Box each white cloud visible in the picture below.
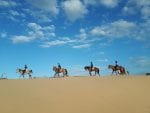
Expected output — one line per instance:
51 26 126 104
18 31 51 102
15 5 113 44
84 0 97 5
62 0 88 22
8 15 18 21
40 37 76 48
123 6 136 15
123 0 150 19
141 6 150 19
26 0 59 15
38 14 52 22
89 19 150 45
9 10 20 16
91 19 137 39
12 36 33 44
0 0 17 7
12 23 56 44
99 0 119 8
23 8 52 22
28 23 42 31
7 10 26 22
72 44 91 49
41 40 67 47
79 28 87 40
91 27 106 36
84 0 119 8
136 20 150 40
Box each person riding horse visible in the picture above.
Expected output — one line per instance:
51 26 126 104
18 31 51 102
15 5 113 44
57 63 61 72
90 61 93 70
24 65 28 74
115 61 119 70
115 61 120 74
53 66 68 77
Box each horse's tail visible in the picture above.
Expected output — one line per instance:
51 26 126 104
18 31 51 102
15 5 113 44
97 68 100 76
65 69 68 75
30 70 33 73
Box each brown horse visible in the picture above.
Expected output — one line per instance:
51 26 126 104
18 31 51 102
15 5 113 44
53 66 68 77
84 66 100 76
108 65 126 75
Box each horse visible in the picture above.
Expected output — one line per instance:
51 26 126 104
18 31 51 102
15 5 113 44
108 65 126 75
84 66 100 76
53 66 68 77
16 68 33 79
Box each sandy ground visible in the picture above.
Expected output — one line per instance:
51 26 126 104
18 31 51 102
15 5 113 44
0 76 150 113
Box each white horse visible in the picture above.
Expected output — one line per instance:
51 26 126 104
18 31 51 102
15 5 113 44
16 68 33 79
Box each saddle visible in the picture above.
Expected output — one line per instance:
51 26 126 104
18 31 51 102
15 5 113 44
91 67 95 71
23 69 27 74
58 68 62 72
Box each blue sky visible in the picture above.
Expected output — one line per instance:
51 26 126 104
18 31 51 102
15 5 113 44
0 0 150 78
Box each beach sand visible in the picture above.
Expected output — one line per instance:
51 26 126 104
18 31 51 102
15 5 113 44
0 76 150 113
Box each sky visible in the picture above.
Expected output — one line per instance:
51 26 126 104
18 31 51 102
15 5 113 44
0 0 150 78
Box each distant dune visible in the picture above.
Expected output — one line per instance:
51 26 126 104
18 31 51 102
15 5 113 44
0 76 150 113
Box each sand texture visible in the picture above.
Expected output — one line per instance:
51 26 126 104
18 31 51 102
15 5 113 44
0 76 150 113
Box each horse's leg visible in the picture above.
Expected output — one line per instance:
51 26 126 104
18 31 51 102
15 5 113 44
19 75 21 79
111 71 113 75
89 71 92 76
98 73 100 76
29 74 32 79
64 71 67 77
54 72 57 78
95 71 96 76
115 71 117 75
97 71 100 76
112 71 114 75
62 72 64 77
58 73 60 77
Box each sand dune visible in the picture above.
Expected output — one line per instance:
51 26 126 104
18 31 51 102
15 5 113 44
0 76 150 113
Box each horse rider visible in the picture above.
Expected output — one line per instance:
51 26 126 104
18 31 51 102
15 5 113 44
115 61 120 74
24 64 28 73
115 61 119 69
90 61 93 70
58 63 61 72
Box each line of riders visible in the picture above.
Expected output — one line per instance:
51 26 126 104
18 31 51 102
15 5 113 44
16 61 128 79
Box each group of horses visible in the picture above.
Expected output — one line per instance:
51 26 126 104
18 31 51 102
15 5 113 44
16 65 127 79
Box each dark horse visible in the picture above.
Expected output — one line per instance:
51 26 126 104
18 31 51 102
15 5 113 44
84 66 100 76
16 68 33 79
53 66 68 77
108 65 126 75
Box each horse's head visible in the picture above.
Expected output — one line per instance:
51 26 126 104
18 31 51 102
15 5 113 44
53 66 57 71
108 65 112 69
84 66 89 70
16 68 20 73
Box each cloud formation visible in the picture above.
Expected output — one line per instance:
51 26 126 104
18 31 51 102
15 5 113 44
72 44 91 49
84 0 119 8
26 0 59 15
0 0 17 7
123 0 150 19
62 0 88 22
12 23 55 44
91 19 136 38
